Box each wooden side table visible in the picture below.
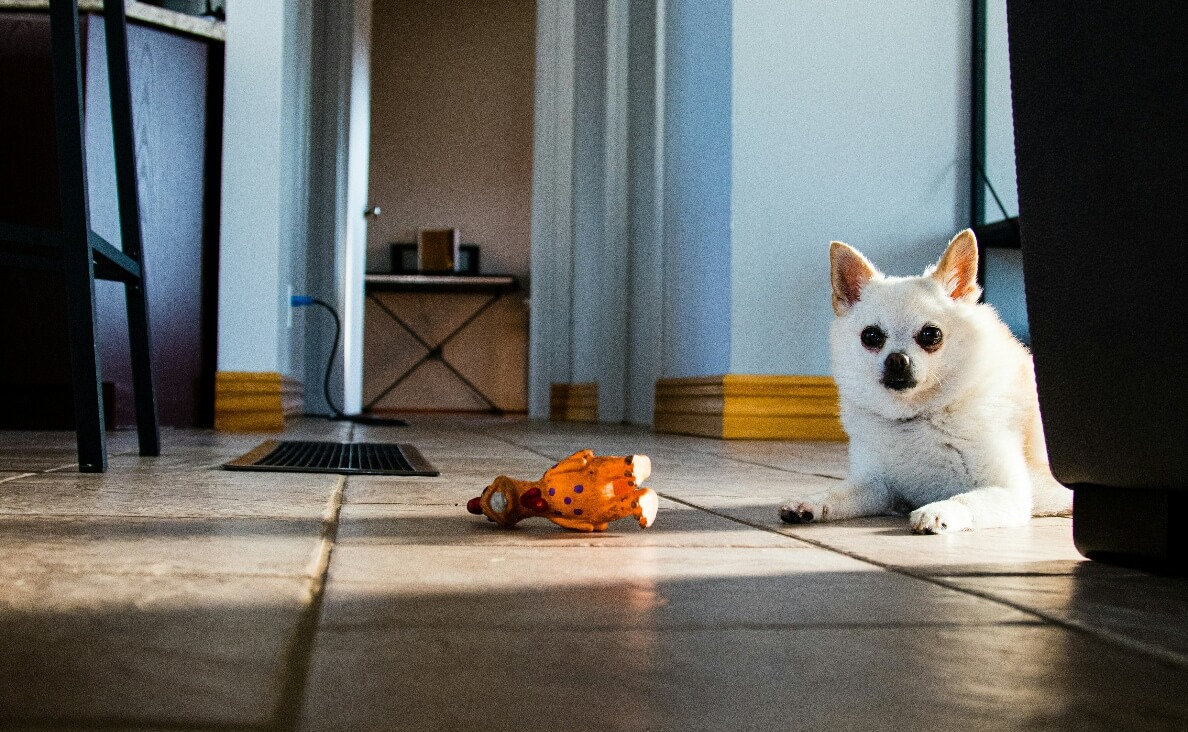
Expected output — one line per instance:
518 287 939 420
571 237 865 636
363 273 520 414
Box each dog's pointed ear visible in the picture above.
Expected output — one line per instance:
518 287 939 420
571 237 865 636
931 229 981 302
830 241 878 315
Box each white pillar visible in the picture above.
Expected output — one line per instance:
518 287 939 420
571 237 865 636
216 0 289 375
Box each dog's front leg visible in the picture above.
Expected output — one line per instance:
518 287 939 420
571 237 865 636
910 479 1032 534
910 442 1035 533
779 481 891 524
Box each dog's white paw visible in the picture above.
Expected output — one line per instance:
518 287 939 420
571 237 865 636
910 500 972 534
779 498 823 524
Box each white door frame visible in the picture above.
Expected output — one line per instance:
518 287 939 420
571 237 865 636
340 0 373 415
528 0 666 423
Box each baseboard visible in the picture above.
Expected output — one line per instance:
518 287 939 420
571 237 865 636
654 374 847 441
549 382 598 423
214 372 303 432
281 375 304 418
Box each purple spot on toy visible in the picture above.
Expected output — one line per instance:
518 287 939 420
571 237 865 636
564 497 572 504
573 485 584 493
548 488 555 496
574 508 583 515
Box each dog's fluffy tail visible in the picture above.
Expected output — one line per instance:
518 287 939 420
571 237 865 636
1031 470 1073 517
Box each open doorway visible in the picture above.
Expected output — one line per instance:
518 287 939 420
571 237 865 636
360 0 535 416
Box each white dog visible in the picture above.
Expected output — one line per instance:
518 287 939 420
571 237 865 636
779 230 1071 533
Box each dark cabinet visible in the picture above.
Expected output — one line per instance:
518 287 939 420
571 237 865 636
1009 1 1186 567
0 11 222 428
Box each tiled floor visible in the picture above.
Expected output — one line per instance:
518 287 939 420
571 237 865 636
2 417 1187 731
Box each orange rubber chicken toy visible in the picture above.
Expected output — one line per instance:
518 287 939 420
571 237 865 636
467 450 658 532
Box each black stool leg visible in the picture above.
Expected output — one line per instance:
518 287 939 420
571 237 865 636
103 0 160 457
49 0 106 472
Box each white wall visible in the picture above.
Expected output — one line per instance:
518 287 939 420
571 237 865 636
217 0 287 374
280 1 313 379
661 0 732 379
729 0 969 377
217 0 311 377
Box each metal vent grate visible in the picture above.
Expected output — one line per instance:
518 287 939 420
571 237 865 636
224 441 438 476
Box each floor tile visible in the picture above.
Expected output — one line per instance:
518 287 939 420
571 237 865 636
0 469 342 519
336 498 799 549
0 430 141 472
765 514 1085 575
716 438 850 478
317 544 1030 631
0 513 326 579
342 458 553 506
0 446 81 472
945 562 1188 663
297 623 1188 732
650 470 845 508
0 572 309 728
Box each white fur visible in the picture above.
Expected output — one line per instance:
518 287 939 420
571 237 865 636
779 232 1072 534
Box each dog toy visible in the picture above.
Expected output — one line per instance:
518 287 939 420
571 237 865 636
466 450 659 532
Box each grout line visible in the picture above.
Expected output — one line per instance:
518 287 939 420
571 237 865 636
470 434 555 461
318 619 1049 633
41 463 80 473
490 434 846 483
674 444 848 482
924 571 1081 578
661 493 1188 672
272 474 346 732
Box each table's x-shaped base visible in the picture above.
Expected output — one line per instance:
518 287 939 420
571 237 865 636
365 291 505 413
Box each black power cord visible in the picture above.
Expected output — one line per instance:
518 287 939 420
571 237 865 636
291 296 408 426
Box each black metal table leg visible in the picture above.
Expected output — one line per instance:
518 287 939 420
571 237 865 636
50 0 107 473
103 0 160 457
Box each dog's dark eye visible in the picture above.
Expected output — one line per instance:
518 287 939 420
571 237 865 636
916 325 943 351
860 326 886 350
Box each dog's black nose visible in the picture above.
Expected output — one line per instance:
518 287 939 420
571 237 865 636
885 352 911 374
882 352 916 391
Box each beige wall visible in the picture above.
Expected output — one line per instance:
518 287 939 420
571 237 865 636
364 0 535 412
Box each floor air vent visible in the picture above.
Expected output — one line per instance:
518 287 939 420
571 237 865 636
224 441 439 476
